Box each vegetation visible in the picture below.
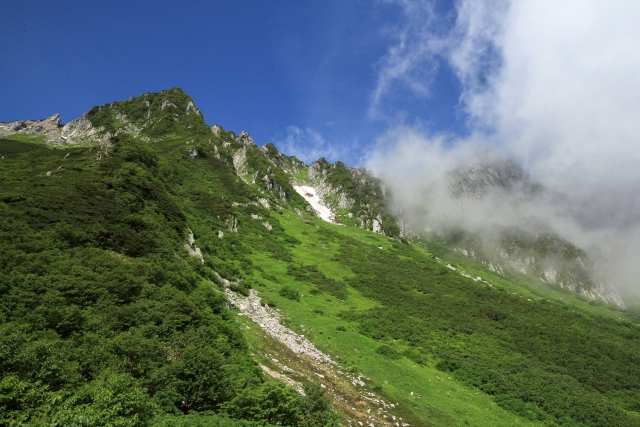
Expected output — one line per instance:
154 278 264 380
86 88 211 139
3 88 640 426
0 105 337 425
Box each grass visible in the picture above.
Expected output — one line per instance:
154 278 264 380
244 210 543 426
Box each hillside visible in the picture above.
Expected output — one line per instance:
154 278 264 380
1 88 640 426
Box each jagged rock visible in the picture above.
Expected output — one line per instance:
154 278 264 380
185 101 201 116
211 124 221 136
258 198 270 209
372 214 383 233
233 147 248 174
304 158 398 235
446 154 543 205
237 131 256 146
0 114 63 143
226 215 238 233
184 229 204 263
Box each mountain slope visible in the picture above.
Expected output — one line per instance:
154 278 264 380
1 88 640 426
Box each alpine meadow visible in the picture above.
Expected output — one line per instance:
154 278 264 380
1 87 640 427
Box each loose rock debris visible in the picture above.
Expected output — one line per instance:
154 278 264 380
225 287 408 426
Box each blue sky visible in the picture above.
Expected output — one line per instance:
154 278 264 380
0 0 464 165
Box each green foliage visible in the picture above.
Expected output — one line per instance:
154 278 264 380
230 282 252 297
376 344 401 360
0 135 311 425
152 412 267 426
319 229 640 426
286 263 347 300
86 88 211 140
299 382 341 427
5 91 640 426
279 285 301 302
222 381 301 425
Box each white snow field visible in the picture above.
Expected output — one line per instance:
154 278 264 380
293 185 335 223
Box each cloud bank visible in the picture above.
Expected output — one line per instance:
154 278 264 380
368 0 640 295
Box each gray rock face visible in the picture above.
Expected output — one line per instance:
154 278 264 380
0 114 63 142
446 226 624 306
447 156 543 202
184 229 204 263
305 159 394 234
226 289 335 364
237 131 256 147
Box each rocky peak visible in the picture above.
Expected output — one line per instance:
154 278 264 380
83 87 210 140
303 158 400 237
308 158 332 180
0 88 210 146
237 131 256 147
447 154 543 201
260 143 305 175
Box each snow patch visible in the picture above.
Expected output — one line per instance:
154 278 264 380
293 185 335 223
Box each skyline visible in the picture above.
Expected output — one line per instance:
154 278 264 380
1 0 464 166
3 0 640 222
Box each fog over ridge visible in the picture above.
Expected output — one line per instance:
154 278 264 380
367 0 640 295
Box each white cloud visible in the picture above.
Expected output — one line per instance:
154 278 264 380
272 125 346 164
368 0 445 119
369 0 640 293
450 0 640 226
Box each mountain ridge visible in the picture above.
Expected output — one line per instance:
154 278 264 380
0 87 622 306
2 87 640 426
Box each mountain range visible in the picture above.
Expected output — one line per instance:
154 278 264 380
1 88 639 426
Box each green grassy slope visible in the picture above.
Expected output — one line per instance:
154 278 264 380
0 118 337 425
246 211 640 426
2 89 640 426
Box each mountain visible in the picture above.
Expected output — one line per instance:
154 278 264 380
446 153 543 202
1 88 640 426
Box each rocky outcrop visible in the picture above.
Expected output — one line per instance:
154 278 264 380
60 114 111 145
447 155 543 203
237 131 256 147
184 229 204 263
260 143 305 175
447 227 625 306
304 159 397 235
232 146 248 173
1 88 209 146
0 114 63 143
226 289 335 364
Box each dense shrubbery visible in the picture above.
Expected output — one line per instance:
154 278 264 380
5 88 640 426
86 88 211 139
286 263 347 300
325 232 640 426
0 132 337 425
279 285 301 302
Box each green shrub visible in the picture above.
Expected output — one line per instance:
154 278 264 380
375 345 401 360
279 285 300 302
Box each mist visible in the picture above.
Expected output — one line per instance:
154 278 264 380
367 0 640 297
